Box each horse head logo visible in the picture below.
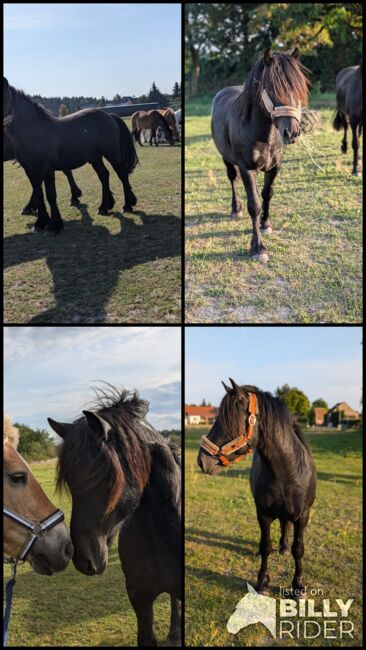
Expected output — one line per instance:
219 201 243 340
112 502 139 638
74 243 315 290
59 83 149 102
227 583 276 637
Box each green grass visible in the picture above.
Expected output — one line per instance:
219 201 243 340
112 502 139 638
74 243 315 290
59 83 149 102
4 118 181 324
185 95 362 323
3 460 171 647
185 427 362 646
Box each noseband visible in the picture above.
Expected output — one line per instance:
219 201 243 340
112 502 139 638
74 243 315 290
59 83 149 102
3 507 64 563
261 88 302 123
200 392 258 466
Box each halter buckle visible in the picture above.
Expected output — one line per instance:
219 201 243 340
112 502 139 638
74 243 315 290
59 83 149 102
249 414 257 426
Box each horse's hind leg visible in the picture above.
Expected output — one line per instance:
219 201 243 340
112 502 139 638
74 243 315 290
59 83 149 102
261 166 279 235
128 588 157 647
279 518 291 555
166 596 181 647
341 115 349 153
223 159 243 219
291 513 309 599
64 170 82 205
350 118 361 176
26 171 51 230
111 163 137 212
256 511 273 595
91 159 115 214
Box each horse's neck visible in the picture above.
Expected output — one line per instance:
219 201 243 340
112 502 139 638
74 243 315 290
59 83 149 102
256 426 307 475
250 105 279 143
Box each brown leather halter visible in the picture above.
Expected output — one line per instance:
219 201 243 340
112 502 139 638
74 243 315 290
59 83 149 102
200 392 258 466
261 88 302 123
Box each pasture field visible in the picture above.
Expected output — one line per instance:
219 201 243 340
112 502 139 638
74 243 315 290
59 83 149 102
4 118 181 324
185 427 362 647
185 95 362 323
3 459 171 647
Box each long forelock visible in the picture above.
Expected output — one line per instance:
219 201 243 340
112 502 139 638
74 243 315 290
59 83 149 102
4 415 19 448
260 53 310 106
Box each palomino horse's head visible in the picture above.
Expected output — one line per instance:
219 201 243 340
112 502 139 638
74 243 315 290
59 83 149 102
197 379 259 475
4 416 73 574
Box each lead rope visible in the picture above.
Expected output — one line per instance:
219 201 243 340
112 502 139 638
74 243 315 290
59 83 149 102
3 562 18 647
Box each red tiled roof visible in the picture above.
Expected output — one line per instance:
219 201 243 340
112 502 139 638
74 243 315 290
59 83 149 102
184 405 218 417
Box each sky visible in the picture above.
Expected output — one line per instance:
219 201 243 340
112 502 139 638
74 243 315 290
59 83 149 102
4 327 181 437
185 327 362 411
4 3 181 97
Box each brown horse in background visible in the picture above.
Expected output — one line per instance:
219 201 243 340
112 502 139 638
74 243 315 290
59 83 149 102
158 108 180 141
131 110 174 146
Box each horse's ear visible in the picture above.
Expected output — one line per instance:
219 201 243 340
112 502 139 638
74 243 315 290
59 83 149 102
82 410 112 441
264 48 274 66
291 47 300 60
222 381 231 394
47 418 73 439
4 77 9 89
229 378 242 397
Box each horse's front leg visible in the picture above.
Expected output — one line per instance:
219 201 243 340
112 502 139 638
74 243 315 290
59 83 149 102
291 514 309 599
44 171 64 231
350 118 361 176
240 168 268 262
26 170 51 230
166 596 181 646
256 510 273 595
261 166 279 234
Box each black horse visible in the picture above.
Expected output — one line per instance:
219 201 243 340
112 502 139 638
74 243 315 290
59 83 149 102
333 58 363 176
3 78 138 231
211 48 309 262
4 128 82 214
197 379 316 599
49 386 181 647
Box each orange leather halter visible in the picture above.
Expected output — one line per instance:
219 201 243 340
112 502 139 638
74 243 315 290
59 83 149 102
200 392 258 466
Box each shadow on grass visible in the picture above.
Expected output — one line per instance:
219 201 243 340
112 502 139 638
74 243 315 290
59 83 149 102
4 204 181 323
186 527 257 555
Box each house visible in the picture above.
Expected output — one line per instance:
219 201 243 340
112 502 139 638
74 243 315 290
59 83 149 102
313 407 327 426
185 405 218 426
325 402 360 427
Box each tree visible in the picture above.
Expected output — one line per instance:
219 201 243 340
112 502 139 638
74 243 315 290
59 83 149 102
14 423 57 461
59 103 69 117
148 82 168 106
99 96 106 107
172 82 180 99
275 384 311 419
201 398 207 406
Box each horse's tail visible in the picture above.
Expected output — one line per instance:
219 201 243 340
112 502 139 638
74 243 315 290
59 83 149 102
333 110 346 131
111 115 139 173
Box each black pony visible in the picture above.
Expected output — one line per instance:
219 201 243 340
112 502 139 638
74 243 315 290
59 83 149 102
197 379 316 599
4 128 82 214
333 58 363 176
211 48 309 262
4 78 138 231
48 386 181 647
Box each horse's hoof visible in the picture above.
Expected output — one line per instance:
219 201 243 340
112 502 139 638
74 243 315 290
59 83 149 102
230 211 243 219
46 224 63 232
22 207 36 215
260 226 273 236
123 205 134 213
33 225 45 232
279 547 290 556
70 199 80 206
256 587 271 596
251 252 269 263
352 171 362 177
98 208 110 215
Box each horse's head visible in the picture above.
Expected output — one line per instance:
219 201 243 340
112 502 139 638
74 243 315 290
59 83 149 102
260 48 309 145
197 379 259 475
50 390 152 576
4 417 73 574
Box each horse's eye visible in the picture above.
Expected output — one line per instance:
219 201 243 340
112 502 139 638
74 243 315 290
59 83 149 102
9 473 27 485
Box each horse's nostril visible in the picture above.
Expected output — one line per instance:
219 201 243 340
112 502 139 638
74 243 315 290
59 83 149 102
65 541 74 560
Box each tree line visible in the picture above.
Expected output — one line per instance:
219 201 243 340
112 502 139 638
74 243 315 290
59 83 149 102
34 81 181 117
185 3 362 95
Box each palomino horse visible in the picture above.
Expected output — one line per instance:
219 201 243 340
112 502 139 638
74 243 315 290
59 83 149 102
4 415 73 574
211 48 309 262
4 78 138 231
50 386 181 647
198 379 316 599
131 110 174 146
333 58 363 176
4 128 82 215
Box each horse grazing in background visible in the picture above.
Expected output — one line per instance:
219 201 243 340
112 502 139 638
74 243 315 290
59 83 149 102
211 48 309 262
158 108 180 141
175 109 182 138
49 386 181 647
3 78 138 232
333 58 363 176
197 379 316 599
4 415 73 574
4 128 82 215
131 109 174 146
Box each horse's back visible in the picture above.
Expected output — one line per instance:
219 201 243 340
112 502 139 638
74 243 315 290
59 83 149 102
336 65 362 118
211 86 244 158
